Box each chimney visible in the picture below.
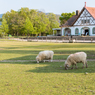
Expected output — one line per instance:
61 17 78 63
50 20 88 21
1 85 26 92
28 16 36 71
76 10 80 15
85 2 86 7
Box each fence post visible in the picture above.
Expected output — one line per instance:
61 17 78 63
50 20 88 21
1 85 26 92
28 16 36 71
62 38 64 43
91 38 93 42
76 38 77 43
50 38 51 42
56 37 57 42
46 37 47 42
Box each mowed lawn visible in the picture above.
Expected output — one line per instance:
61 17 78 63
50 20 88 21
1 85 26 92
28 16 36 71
0 40 95 95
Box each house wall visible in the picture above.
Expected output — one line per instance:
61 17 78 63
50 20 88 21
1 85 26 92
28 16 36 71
62 25 95 36
74 9 95 26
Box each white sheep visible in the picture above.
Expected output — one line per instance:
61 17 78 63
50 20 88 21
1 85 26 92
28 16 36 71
36 50 54 63
64 52 87 70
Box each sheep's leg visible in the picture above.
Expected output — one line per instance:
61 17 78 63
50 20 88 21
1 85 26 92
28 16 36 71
82 62 85 68
50 56 53 62
72 60 77 69
50 60 52 62
71 65 74 69
85 61 88 68
82 65 84 68
75 64 78 69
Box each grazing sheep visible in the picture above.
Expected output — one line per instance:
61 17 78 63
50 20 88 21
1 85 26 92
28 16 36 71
64 52 87 70
36 50 54 63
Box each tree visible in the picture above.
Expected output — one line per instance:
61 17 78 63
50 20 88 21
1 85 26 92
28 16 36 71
3 10 17 35
59 12 75 25
24 17 34 36
47 13 59 34
37 12 49 36
1 17 9 36
11 13 25 36
2 8 61 36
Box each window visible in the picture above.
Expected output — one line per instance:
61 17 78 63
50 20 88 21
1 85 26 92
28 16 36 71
87 20 90 23
81 19 90 24
75 28 79 35
93 28 95 34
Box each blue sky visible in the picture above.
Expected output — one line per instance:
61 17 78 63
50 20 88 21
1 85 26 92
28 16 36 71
1 0 95 15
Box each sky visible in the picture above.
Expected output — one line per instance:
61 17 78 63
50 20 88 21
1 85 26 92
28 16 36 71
1 0 95 15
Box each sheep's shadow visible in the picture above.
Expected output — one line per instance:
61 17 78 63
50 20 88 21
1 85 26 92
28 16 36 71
26 61 95 73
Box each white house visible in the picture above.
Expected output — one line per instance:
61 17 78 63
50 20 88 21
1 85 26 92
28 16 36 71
60 2 95 36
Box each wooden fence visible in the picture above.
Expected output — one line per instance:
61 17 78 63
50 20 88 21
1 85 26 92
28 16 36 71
22 36 95 43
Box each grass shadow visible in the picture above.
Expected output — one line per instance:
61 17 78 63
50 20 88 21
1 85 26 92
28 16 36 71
26 61 95 73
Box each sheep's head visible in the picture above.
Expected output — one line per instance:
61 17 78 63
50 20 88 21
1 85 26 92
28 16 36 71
64 61 70 70
36 56 41 63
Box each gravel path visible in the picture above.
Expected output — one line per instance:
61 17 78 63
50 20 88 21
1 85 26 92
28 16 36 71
0 59 95 62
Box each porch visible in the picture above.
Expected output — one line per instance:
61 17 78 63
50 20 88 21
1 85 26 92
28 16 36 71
52 28 61 36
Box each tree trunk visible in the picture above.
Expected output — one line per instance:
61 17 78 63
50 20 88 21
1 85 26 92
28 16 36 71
17 31 18 37
39 33 41 36
36 34 38 37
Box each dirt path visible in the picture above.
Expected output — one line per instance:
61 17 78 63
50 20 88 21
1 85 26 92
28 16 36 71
0 59 95 62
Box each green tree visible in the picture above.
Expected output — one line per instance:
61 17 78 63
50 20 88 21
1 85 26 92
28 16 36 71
59 12 75 25
38 12 50 36
24 17 34 36
11 13 25 36
29 9 38 36
1 17 9 36
3 10 17 35
2 8 61 36
47 13 59 34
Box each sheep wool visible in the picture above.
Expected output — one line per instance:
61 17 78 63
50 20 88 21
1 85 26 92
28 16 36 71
64 52 87 70
36 50 54 63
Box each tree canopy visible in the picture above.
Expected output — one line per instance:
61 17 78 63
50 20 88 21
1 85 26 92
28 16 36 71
1 8 59 37
59 12 75 25
1 17 9 36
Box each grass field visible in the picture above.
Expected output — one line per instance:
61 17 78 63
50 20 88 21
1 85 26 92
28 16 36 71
0 40 95 95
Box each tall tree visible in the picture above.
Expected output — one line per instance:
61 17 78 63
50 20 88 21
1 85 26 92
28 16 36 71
11 13 25 36
2 8 61 36
47 13 59 34
59 12 75 25
33 12 49 36
1 17 9 36
3 10 17 35
24 17 34 36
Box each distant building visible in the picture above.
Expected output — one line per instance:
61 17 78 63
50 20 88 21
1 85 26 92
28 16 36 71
59 2 95 36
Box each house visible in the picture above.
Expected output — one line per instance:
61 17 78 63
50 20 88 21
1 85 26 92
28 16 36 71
52 28 61 36
60 2 95 36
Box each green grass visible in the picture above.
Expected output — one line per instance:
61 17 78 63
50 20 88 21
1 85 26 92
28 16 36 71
0 40 95 95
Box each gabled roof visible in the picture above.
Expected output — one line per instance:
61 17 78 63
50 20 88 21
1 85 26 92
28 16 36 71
86 7 95 19
61 5 95 27
61 15 78 27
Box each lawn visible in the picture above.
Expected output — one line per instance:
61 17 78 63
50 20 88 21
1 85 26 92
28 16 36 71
0 40 95 95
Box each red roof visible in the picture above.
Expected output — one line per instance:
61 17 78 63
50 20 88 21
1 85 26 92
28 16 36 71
85 7 95 19
60 6 95 27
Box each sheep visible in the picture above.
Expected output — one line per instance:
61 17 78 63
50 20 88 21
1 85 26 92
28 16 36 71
36 50 54 63
64 52 87 70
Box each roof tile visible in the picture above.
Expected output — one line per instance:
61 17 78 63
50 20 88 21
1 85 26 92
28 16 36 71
85 7 95 19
